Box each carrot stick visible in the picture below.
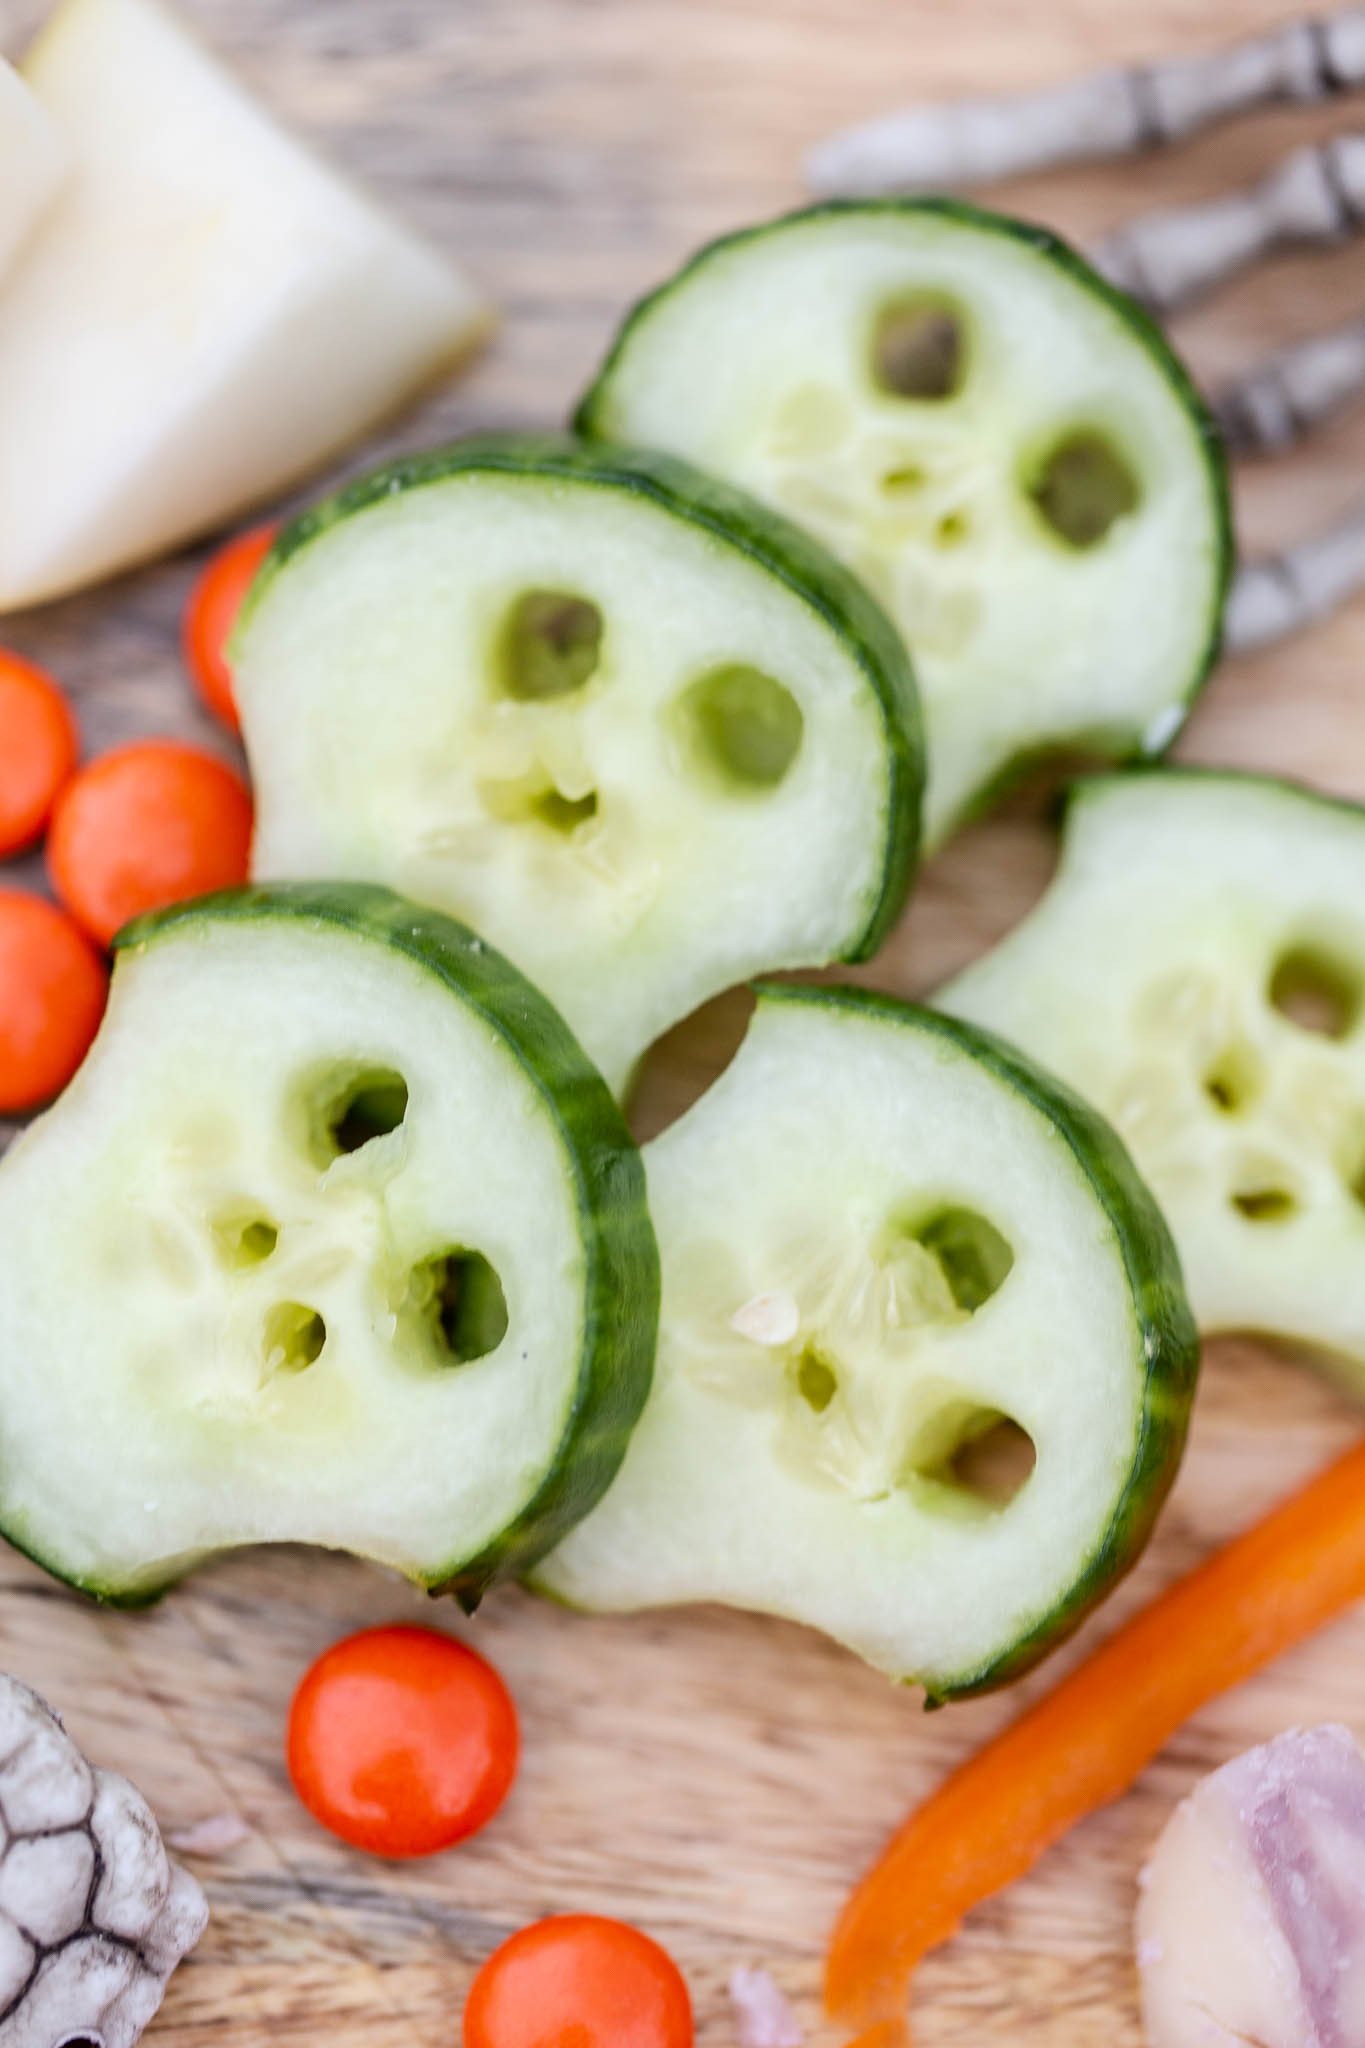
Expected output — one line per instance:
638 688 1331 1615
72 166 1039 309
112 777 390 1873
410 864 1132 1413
825 1434 1365 2041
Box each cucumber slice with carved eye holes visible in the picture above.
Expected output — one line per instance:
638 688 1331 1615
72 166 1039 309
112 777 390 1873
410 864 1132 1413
234 434 922 1097
576 199 1232 851
0 884 658 1604
940 769 1365 1384
534 984 1196 1700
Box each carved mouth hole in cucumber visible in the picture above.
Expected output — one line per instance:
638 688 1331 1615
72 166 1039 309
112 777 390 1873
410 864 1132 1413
212 1212 279 1268
531 788 599 834
912 1206 1014 1313
499 590 603 701
309 1066 409 1163
795 1347 838 1413
1203 1042 1263 1115
1028 430 1139 550
881 463 926 496
675 664 804 791
263 1302 326 1375
871 297 964 401
1268 946 1360 1039
409 1249 509 1365
1231 1187 1297 1224
906 1402 1036 1510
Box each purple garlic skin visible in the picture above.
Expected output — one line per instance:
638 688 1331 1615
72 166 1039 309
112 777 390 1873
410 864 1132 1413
1137 1723 1365 2048
0 1675 207 2048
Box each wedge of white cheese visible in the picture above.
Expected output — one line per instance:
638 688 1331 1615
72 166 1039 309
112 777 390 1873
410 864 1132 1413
0 58 67 285
0 0 492 611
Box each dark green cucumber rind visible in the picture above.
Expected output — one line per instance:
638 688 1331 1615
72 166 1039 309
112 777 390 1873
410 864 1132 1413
235 433 924 962
1061 759 1365 833
751 980 1199 1704
0 1524 168 1610
575 197 1235 833
8 883 660 1607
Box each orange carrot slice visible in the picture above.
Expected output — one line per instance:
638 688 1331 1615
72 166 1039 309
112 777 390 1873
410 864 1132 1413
826 1435 1365 2041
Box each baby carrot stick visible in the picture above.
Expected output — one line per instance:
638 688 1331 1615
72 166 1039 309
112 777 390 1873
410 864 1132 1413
826 1434 1365 2041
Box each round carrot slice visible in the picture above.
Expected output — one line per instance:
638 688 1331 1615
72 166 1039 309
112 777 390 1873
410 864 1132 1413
183 523 279 731
288 1625 520 1860
0 891 108 1113
0 651 79 856
47 740 252 947
464 1915 694 2048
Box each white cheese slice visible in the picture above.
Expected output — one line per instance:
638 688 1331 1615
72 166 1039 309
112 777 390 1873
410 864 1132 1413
0 0 492 611
0 58 67 283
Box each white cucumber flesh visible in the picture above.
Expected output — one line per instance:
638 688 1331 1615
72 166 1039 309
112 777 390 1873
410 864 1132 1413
536 985 1196 1698
236 438 921 1096
578 201 1231 849
0 887 657 1602
941 770 1365 1381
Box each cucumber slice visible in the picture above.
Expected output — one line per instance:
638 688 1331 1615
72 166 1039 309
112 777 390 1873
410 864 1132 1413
535 984 1196 1699
576 200 1232 850
940 769 1365 1380
0 884 658 1603
235 434 922 1097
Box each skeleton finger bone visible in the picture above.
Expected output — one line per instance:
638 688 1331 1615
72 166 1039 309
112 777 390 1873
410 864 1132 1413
1224 498 1365 651
806 11 1365 196
1213 314 1365 454
1092 131 1365 314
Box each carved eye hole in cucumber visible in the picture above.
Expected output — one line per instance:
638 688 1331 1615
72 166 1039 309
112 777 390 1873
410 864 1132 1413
498 590 603 701
262 1301 327 1377
871 296 965 402
909 1205 1014 1312
947 1414 1037 1508
1027 429 1140 550
406 1248 509 1366
1268 945 1361 1040
308 1065 410 1164
674 664 804 792
904 1401 1036 1511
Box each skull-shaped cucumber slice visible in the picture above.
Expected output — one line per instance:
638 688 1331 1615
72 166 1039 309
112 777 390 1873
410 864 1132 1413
576 200 1232 850
535 985 1196 1699
233 435 922 1096
941 769 1365 1381
0 885 658 1602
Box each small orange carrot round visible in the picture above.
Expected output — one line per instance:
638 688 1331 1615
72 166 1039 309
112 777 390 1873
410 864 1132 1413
0 651 79 855
826 1435 1365 2041
183 522 279 731
47 739 252 948
0 890 108 1113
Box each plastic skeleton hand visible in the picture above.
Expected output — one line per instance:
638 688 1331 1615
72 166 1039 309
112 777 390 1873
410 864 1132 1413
808 9 1365 655
0 1675 208 2048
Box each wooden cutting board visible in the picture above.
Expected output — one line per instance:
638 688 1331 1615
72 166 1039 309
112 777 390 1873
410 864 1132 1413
4 0 1365 2040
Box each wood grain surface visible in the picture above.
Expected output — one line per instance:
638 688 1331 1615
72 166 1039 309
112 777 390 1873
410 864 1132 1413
4 2 1365 2042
